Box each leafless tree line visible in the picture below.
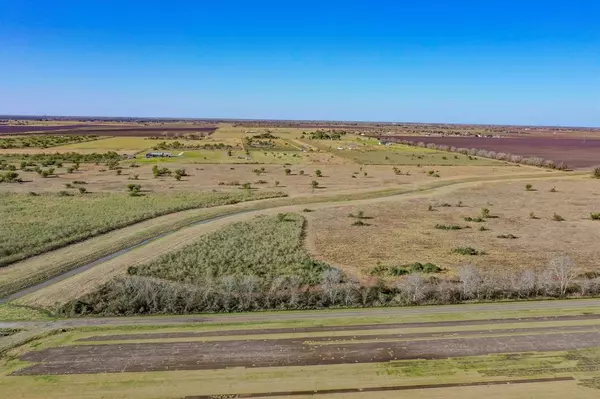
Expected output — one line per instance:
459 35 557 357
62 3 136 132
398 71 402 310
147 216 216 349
62 256 597 316
394 139 568 170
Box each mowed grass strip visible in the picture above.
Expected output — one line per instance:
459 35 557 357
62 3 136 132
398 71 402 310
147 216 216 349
0 191 286 268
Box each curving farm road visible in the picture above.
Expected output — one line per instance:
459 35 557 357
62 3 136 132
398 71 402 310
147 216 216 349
3 170 587 308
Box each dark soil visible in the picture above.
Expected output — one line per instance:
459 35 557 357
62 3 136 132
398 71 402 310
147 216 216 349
0 125 102 134
390 135 600 168
14 326 600 375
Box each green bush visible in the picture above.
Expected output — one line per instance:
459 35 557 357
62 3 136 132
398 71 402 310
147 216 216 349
591 213 600 220
453 247 484 256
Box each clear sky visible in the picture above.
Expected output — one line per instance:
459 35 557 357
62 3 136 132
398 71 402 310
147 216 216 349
1 1 599 126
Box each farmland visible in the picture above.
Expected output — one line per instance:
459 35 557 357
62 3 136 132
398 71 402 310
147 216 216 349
387 135 600 169
2 300 600 398
1 117 600 398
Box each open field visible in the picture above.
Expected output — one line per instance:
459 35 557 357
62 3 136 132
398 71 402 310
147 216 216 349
307 176 600 280
304 138 506 166
8 171 572 309
2 119 600 399
2 301 600 398
388 135 600 169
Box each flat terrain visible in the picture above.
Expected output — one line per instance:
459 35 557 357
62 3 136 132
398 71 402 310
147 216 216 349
1 119 600 398
307 176 600 279
2 300 600 398
389 135 600 169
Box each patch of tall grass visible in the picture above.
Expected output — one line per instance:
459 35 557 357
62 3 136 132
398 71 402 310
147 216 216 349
0 191 286 267
129 213 329 285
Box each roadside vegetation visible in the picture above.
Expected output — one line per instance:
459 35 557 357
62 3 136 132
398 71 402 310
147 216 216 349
61 250 600 316
0 190 286 267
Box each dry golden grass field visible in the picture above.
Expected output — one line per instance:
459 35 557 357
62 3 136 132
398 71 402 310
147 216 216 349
307 176 600 280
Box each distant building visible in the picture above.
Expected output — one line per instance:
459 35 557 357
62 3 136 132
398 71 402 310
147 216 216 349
145 152 172 158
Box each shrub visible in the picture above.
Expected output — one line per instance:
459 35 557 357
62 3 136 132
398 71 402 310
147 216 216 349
78 187 87 194
311 180 319 190
592 167 600 179
549 186 557 192
65 183 73 189
352 220 368 226
529 211 539 219
274 180 280 187
284 168 291 175
525 184 533 191
302 208 313 213
453 247 484 256
66 167 75 173
315 169 322 177
478 225 489 231
481 208 491 218
116 169 122 175
464 216 485 222
427 205 434 211
497 233 518 239
552 213 565 221
127 184 142 192
299 170 305 175
73 180 87 184
242 182 252 190
389 266 409 276
152 165 171 178
57 190 72 197
435 224 463 230
591 213 600 220
0 171 21 183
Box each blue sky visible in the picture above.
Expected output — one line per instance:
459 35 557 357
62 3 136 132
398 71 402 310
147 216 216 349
1 1 599 126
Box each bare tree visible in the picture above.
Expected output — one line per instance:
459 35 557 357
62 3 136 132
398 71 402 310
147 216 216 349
549 256 577 297
458 265 482 299
322 269 342 304
399 273 427 304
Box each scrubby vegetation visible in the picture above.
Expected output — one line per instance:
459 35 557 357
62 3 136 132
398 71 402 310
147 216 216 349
434 224 466 230
303 129 347 140
0 190 287 267
0 135 101 149
61 255 597 316
128 214 329 285
591 213 600 220
369 262 442 276
453 247 484 256
0 171 21 183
